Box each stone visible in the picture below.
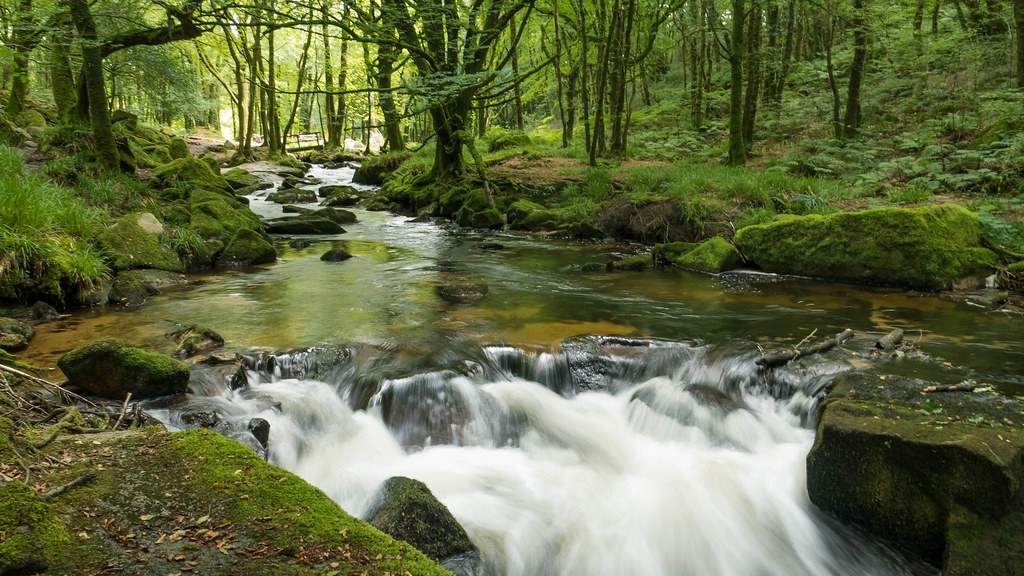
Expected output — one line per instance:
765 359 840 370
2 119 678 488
168 138 190 159
435 280 488 304
368 477 480 575
606 254 652 272
266 189 317 204
216 229 277 268
0 317 34 352
109 269 189 307
30 301 61 322
266 216 346 235
98 214 183 272
313 207 357 224
221 167 262 191
670 237 742 273
169 325 225 358
58 339 191 399
153 157 231 192
288 239 312 249
320 243 353 262
134 212 165 235
806 371 1024 575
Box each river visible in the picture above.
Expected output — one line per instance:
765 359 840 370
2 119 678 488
23 164 1024 575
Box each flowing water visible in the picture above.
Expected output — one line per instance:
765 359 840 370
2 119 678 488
23 164 1024 575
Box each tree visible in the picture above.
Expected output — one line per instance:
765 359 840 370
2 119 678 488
728 0 747 165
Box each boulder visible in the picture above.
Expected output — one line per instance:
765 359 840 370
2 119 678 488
319 184 362 198
216 229 277 267
487 129 531 152
606 254 652 272
313 207 357 224
807 371 1024 575
266 216 345 235
109 269 189 307
668 236 742 273
267 189 317 204
320 243 353 262
110 109 138 131
169 325 225 358
234 182 274 196
320 194 361 208
30 301 61 322
281 205 313 214
0 317 34 352
58 339 191 399
479 241 505 251
189 189 263 243
435 280 488 304
288 239 312 249
734 205 999 290
153 157 231 192
221 167 262 191
98 214 183 272
368 477 481 576
134 212 165 235
168 138 190 159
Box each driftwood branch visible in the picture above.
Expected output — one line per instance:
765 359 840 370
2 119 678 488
875 328 904 351
757 329 855 368
922 384 977 393
0 363 96 406
41 472 96 500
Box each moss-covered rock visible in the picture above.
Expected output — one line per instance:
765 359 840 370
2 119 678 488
353 152 411 185
670 236 742 273
153 157 231 192
221 167 262 191
0 483 70 574
98 214 184 272
0 316 34 352
996 261 1024 292
313 207 358 224
266 188 318 204
168 324 224 358
266 216 345 235
58 338 191 399
168 137 190 160
506 199 546 225
487 130 531 152
216 228 276 268
109 269 189 307
189 189 264 243
807 371 1024 574
320 242 353 262
368 476 479 569
734 205 999 290
606 254 652 272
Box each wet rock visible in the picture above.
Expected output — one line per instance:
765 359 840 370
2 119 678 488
221 167 262 191
320 243 353 262
368 477 481 576
807 371 1024 575
663 236 742 273
288 239 312 249
248 418 270 452
71 277 113 307
576 262 607 273
279 176 319 190
266 188 317 204
319 184 361 198
30 301 61 322
109 269 189 307
281 205 313 214
196 351 238 365
266 216 345 235
435 280 489 304
320 194 361 208
234 182 274 195
606 254 652 272
734 205 999 290
58 339 190 399
179 409 222 429
216 229 277 267
169 325 225 358
479 241 505 250
0 317 34 352
313 207 357 224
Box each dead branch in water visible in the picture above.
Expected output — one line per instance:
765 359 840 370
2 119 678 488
875 328 904 351
922 384 978 393
757 329 855 368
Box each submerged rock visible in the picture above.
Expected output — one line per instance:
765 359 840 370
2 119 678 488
734 205 998 290
30 301 61 322
109 269 189 307
806 371 1024 575
606 253 652 272
368 477 481 575
0 317 34 352
169 325 225 358
320 243 353 262
288 238 312 249
58 339 190 399
435 280 489 304
267 189 317 204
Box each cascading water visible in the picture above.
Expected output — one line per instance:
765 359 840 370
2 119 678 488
159 339 930 576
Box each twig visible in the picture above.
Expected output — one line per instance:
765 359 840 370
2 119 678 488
757 329 855 369
113 393 132 430
922 384 977 393
794 328 818 351
0 363 96 407
40 473 96 500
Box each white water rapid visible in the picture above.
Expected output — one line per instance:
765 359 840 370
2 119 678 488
167 343 923 576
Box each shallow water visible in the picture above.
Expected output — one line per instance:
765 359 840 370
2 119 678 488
23 164 1023 575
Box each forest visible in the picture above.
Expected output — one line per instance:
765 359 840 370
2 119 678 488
1 0 1023 575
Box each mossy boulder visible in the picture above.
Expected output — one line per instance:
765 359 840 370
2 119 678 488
807 371 1024 574
153 157 231 192
734 205 998 290
487 129 531 152
670 236 742 273
168 137 190 159
353 152 411 185
189 189 264 243
109 269 189 307
368 476 479 573
0 316 34 352
313 207 358 224
0 483 70 574
606 254 652 272
267 188 318 204
652 242 700 266
508 199 562 232
266 216 346 235
455 206 503 229
221 167 262 191
58 338 190 399
98 214 184 272
216 228 277 268
14 109 46 129
320 242 353 262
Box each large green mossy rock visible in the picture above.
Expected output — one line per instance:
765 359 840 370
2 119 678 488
353 152 411 185
168 137 190 159
216 228 277 267
189 189 263 242
734 205 998 290
98 214 183 272
58 338 190 399
666 236 742 273
368 476 479 568
153 157 230 192
0 483 70 574
807 372 1024 574
221 167 262 191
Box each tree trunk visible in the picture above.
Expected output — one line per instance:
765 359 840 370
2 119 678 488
68 0 119 170
429 98 470 178
742 0 762 149
1016 0 1024 87
377 46 404 151
727 0 747 165
5 0 35 117
322 7 338 147
50 18 78 125
825 17 842 138
843 0 868 138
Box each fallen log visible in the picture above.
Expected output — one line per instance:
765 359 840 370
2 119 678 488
874 328 904 351
757 329 855 369
922 384 977 393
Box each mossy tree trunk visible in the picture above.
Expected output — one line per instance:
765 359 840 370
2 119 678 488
842 0 868 138
49 16 78 125
727 0 747 165
68 0 120 170
742 0 762 150
5 0 37 118
1015 0 1024 87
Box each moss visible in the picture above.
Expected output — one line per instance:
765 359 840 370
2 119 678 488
169 430 449 575
996 261 1024 292
217 228 277 268
671 236 742 273
98 214 184 272
221 167 262 191
353 152 412 185
652 242 699 266
487 130 532 152
14 109 46 128
168 137 190 160
734 204 999 289
507 199 546 225
189 190 263 242
153 157 230 192
58 338 190 399
265 216 345 235
367 476 476 563
607 254 652 272
0 483 71 574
